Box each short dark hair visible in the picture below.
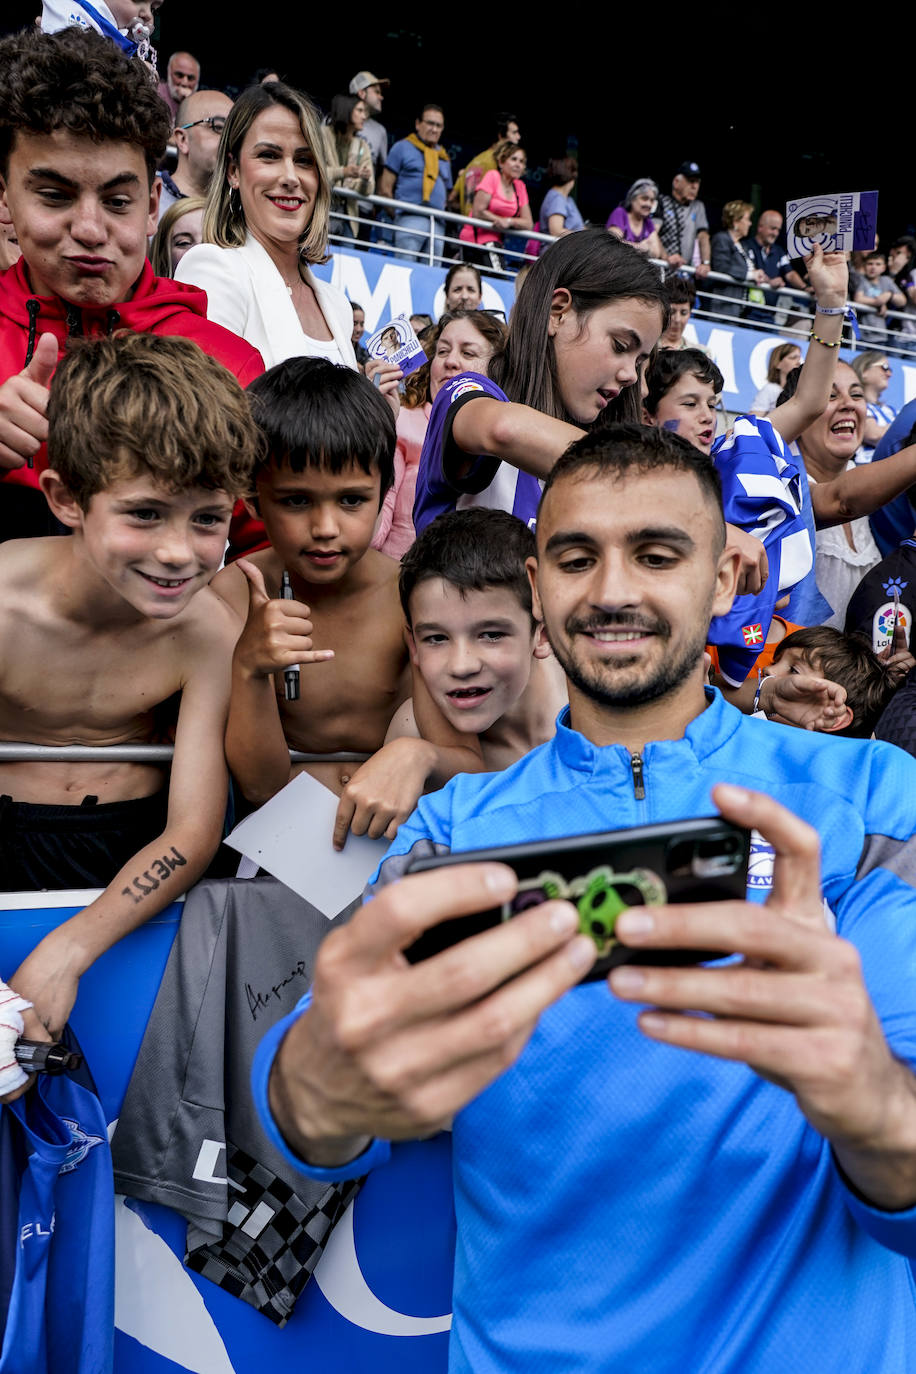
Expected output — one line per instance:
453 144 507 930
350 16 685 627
771 627 895 737
644 349 724 416
496 112 518 137
47 333 261 507
419 103 444 121
540 423 725 551
865 251 886 264
0 27 171 181
547 156 578 186
400 508 536 624
246 357 396 499
663 274 696 309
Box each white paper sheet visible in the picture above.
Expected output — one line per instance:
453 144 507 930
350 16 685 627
224 771 388 917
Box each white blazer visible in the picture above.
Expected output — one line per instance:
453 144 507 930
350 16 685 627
175 235 357 371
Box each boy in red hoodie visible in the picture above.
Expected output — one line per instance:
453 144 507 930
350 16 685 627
0 25 263 542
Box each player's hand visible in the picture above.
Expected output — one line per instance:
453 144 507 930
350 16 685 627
804 243 848 309
758 671 847 731
232 561 334 680
724 523 769 596
269 861 596 1162
607 784 916 1207
364 357 402 421
0 332 57 470
332 737 435 850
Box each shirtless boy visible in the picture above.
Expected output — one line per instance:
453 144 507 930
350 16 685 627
388 508 566 769
0 333 259 1041
213 357 482 848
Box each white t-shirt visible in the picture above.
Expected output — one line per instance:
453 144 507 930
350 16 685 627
809 466 881 628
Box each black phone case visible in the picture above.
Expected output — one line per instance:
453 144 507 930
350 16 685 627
404 816 750 982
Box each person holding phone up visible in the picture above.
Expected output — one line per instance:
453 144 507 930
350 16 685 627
256 424 916 1374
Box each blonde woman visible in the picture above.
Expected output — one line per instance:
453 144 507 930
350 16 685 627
176 81 356 368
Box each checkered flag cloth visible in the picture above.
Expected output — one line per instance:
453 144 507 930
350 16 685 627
185 1141 364 1326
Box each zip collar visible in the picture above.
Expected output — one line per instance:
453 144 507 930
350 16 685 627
552 687 744 778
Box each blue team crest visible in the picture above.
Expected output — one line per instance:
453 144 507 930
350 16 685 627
883 576 908 597
747 830 775 891
60 1116 105 1173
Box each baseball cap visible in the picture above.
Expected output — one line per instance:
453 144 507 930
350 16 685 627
675 161 702 179
349 71 390 95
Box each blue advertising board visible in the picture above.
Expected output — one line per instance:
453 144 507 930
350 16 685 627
316 245 916 416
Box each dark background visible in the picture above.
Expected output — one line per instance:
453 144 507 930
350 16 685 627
3 7 911 244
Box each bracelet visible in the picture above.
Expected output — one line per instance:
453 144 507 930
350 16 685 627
815 304 845 316
808 330 841 349
752 672 766 715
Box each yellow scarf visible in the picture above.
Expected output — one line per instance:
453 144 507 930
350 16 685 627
406 132 449 203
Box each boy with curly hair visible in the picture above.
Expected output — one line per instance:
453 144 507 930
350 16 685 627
0 25 262 542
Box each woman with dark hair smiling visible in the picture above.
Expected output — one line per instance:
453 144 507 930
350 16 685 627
176 80 356 369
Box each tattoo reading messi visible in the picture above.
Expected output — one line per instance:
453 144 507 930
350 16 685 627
122 847 187 904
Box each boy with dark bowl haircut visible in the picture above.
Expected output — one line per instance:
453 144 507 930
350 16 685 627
213 358 483 849
0 333 259 1049
389 509 566 769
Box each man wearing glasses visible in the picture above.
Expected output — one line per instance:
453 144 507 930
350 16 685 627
379 104 452 264
157 89 233 219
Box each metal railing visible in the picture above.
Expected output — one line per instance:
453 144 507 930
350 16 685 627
328 187 916 359
0 744 369 765
329 186 554 276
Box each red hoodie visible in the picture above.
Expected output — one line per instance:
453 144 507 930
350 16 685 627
0 256 265 492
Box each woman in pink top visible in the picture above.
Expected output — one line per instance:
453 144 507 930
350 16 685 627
463 141 533 267
373 310 509 558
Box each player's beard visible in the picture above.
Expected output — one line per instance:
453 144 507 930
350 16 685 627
546 609 711 710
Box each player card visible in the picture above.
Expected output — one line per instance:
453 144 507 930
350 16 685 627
366 315 428 376
785 192 879 259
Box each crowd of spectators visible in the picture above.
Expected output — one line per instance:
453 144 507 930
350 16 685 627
4 13 916 1374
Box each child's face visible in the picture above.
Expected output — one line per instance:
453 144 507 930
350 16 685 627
108 0 160 31
76 473 233 618
253 461 381 584
650 373 719 454
408 580 538 734
766 646 822 680
864 257 886 280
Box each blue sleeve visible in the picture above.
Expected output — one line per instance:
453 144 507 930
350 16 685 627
824 743 916 1254
385 141 405 177
251 990 393 1182
868 400 916 556
709 417 813 684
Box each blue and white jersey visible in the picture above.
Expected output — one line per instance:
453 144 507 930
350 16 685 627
0 1067 114 1374
710 415 813 683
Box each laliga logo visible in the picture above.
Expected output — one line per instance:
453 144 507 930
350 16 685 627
747 829 775 891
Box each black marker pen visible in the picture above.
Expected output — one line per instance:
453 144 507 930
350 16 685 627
280 570 301 701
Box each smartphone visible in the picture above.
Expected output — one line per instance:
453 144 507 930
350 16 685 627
403 817 750 982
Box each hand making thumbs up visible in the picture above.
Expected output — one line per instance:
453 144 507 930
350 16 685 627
0 332 58 469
